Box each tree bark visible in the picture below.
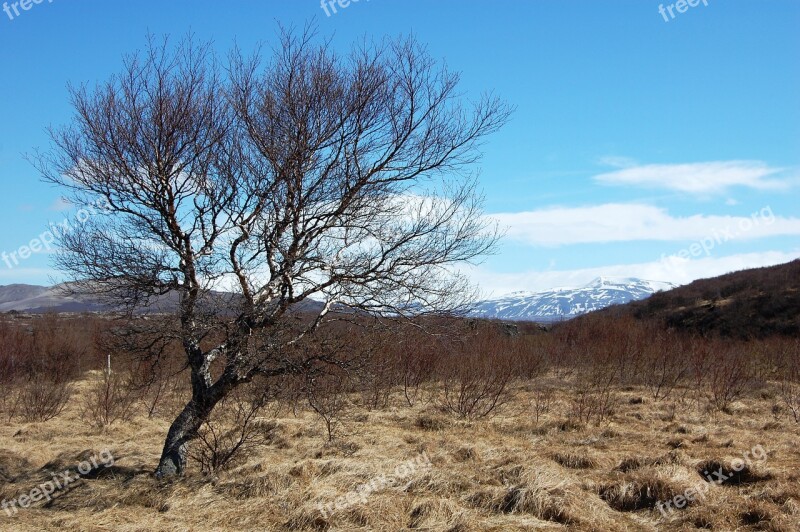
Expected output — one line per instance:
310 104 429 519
154 384 228 478
154 403 200 478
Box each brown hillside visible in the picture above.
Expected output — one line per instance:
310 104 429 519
608 259 800 339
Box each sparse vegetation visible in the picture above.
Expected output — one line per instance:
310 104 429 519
1 0 794 527
0 296 798 530
1 260 799 529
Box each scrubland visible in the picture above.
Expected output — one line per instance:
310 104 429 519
1 313 799 531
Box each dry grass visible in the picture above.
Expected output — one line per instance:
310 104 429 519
1 374 799 531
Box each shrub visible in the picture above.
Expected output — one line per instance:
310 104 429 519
81 368 137 428
641 329 689 401
305 372 351 442
439 330 516 420
190 385 280 474
706 345 753 412
398 331 441 407
14 378 73 422
532 387 555 425
778 358 800 423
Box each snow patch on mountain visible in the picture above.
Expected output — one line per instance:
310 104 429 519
470 277 676 322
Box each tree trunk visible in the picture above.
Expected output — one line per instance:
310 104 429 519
154 391 221 478
154 359 241 478
155 402 199 477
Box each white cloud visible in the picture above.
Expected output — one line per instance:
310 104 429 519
593 160 791 194
489 203 800 246
463 250 800 297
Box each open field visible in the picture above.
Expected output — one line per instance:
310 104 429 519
2 371 799 532
2 4 798 531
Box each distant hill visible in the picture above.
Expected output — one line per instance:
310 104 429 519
7 260 798 336
1 277 674 320
469 277 675 322
0 284 110 313
0 284 50 306
611 259 800 339
0 284 323 315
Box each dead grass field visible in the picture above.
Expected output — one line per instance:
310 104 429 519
1 373 799 532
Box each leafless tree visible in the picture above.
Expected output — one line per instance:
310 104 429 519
33 29 510 477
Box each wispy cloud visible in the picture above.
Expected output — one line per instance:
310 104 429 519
593 160 792 195
596 155 638 169
489 203 800 246
49 197 73 212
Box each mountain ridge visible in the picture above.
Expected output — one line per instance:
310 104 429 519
0 276 676 320
0 277 675 318
469 277 676 322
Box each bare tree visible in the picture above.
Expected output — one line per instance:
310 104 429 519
34 29 510 477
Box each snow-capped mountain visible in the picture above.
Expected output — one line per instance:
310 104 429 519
470 277 676 322
2 277 674 320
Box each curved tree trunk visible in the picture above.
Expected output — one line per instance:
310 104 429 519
154 381 231 478
154 401 203 478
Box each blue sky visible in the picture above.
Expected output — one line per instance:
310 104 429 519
1 0 798 295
